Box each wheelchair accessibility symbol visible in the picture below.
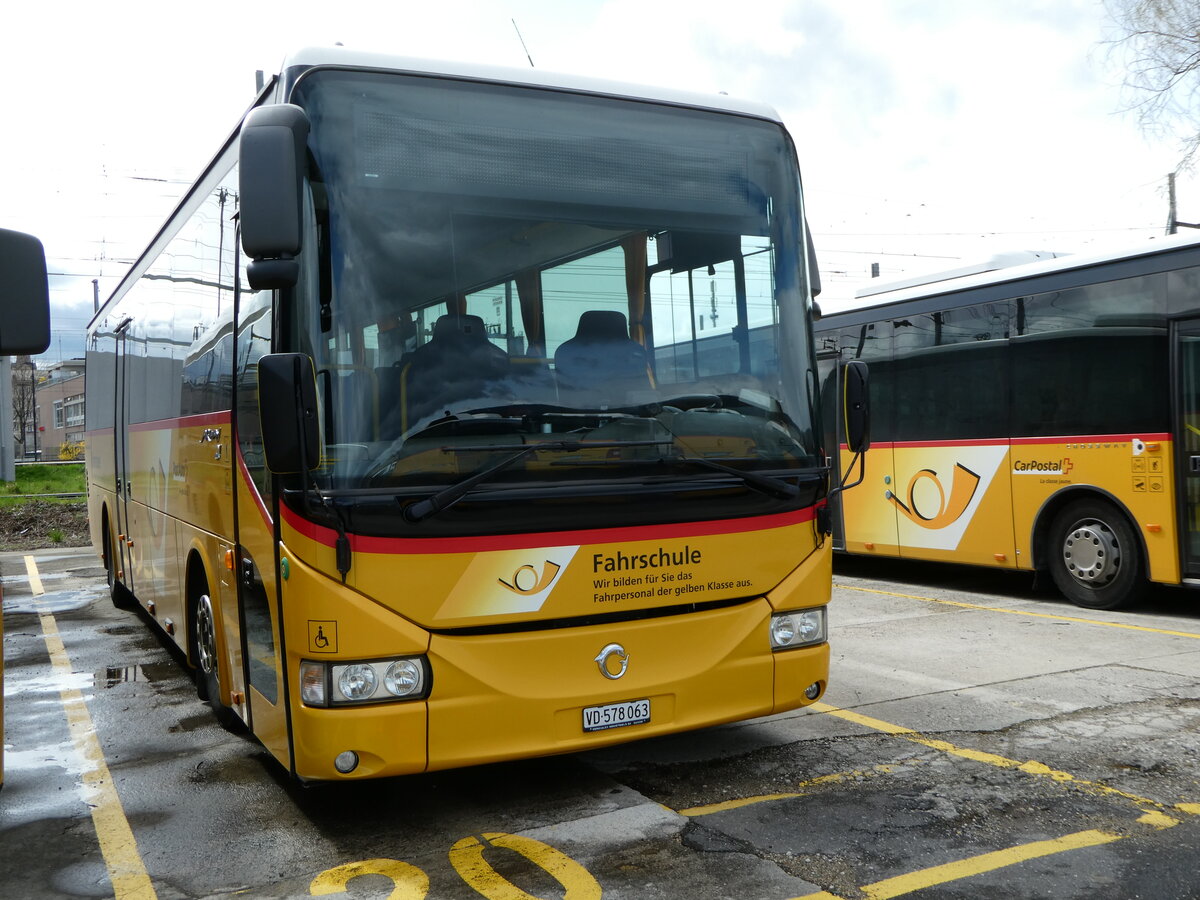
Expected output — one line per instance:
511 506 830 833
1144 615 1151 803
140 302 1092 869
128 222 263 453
308 620 338 653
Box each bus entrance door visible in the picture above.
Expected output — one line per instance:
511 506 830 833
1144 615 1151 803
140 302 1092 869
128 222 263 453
112 323 134 595
818 349 900 555
1174 319 1200 577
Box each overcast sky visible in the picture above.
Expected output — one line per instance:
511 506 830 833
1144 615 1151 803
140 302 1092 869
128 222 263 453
3 0 1194 363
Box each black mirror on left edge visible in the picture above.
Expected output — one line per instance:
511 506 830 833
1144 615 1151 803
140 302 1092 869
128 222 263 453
0 228 51 355
843 359 870 454
258 353 320 475
239 103 311 291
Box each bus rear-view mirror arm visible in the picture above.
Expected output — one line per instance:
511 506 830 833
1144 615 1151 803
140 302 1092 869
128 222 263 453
0 229 51 355
239 104 311 291
842 359 870 456
819 359 870 534
258 352 355 579
258 352 320 475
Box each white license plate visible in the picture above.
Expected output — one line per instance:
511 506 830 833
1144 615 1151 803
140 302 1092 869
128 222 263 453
582 698 651 732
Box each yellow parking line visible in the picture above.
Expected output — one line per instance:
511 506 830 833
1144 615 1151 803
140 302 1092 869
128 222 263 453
27 555 157 899
858 829 1122 900
681 764 906 817
23 554 44 595
810 702 1189 820
836 582 1200 640
788 828 1125 900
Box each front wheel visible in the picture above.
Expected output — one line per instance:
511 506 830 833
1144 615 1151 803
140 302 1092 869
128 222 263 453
193 592 221 703
191 591 240 730
1047 500 1146 610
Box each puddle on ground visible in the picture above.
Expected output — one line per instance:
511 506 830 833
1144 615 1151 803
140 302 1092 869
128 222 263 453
3 588 104 616
100 662 176 687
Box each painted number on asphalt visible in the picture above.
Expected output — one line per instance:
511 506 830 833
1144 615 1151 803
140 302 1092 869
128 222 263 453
309 832 601 899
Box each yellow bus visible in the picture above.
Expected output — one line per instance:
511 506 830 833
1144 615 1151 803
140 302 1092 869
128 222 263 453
816 236 1200 611
85 48 865 781
0 227 54 788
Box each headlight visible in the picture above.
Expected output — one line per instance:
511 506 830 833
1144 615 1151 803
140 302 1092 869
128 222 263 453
384 659 424 698
338 664 378 701
300 656 430 707
770 607 827 650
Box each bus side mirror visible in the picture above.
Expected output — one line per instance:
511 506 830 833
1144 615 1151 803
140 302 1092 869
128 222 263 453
258 353 320 474
239 104 310 291
843 360 870 454
0 229 51 355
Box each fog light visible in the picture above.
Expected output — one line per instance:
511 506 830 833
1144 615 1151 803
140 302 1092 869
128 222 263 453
804 682 822 700
334 751 359 774
338 664 378 701
770 607 827 649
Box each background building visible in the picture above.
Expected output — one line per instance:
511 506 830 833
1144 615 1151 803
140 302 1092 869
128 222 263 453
12 357 85 461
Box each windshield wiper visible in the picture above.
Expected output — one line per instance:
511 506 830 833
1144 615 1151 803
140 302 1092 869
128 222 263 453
403 439 671 523
669 451 802 500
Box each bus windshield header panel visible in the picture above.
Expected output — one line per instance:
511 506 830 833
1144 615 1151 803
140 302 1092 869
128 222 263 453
285 69 819 535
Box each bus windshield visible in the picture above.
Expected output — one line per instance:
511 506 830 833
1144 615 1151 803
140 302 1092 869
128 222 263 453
287 70 819 506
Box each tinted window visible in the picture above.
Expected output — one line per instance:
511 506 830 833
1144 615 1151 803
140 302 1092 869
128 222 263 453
890 303 1009 441
1011 276 1168 435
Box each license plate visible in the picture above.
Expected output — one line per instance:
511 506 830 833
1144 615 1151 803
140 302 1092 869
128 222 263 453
582 698 651 732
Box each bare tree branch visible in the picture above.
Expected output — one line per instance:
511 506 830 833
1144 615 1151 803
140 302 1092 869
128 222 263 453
1105 0 1200 171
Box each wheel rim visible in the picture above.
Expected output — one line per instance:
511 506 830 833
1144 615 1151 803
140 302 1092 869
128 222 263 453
1061 518 1120 588
196 594 218 676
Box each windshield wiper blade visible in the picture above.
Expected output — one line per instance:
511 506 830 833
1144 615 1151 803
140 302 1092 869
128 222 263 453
670 452 801 500
403 439 671 523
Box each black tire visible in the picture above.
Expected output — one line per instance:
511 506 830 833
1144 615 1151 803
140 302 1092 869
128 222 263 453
192 591 220 703
190 588 240 730
1047 499 1146 610
103 519 135 610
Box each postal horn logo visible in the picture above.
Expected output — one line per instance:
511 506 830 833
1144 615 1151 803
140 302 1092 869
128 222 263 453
888 462 981 529
498 561 562 596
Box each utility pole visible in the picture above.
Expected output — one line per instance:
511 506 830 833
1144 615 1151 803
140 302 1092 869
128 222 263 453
1167 172 1200 234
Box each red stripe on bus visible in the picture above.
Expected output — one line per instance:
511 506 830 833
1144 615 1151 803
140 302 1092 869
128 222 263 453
237 448 273 527
844 433 1171 450
1009 433 1170 445
282 503 819 554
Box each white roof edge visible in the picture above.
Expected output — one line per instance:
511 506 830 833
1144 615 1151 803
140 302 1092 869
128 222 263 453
278 45 783 122
854 250 1069 298
830 233 1200 315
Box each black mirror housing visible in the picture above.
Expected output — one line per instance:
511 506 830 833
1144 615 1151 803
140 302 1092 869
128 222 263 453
843 359 870 454
258 353 320 474
239 104 310 290
0 229 51 355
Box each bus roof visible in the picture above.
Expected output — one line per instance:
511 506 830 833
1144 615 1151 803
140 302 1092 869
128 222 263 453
853 250 1068 299
91 47 790 329
821 233 1200 321
278 46 784 123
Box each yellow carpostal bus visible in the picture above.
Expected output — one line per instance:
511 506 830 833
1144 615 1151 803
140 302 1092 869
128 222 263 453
816 235 1200 611
85 48 857 781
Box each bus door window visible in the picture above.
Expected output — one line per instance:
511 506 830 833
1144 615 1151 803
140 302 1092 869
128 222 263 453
1175 322 1200 571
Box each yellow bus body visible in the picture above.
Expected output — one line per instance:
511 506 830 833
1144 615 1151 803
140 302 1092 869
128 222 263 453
89 418 830 780
839 434 1178 584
